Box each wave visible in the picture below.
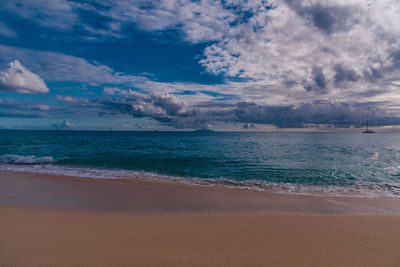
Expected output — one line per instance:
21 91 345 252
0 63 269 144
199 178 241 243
0 154 55 165
0 159 399 198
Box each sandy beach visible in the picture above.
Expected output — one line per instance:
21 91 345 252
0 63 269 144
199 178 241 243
1 171 400 266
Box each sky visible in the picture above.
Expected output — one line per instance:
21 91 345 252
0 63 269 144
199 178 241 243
1 0 400 131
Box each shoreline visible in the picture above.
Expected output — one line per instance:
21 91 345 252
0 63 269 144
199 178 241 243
1 161 399 198
1 170 400 214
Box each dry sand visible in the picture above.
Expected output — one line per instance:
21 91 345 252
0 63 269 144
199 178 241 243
1 171 400 266
1 207 400 267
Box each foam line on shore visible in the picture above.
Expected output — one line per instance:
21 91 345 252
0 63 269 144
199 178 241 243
1 162 399 198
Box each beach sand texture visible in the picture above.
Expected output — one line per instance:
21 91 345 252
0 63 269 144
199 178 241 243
1 171 400 266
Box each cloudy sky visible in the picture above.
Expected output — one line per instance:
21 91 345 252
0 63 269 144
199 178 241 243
1 0 400 131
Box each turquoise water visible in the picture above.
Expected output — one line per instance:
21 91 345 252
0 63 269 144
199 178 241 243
1 130 399 197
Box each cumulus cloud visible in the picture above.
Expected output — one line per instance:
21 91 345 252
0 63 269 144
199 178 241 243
40 0 396 96
89 90 400 129
3 1 399 98
98 91 187 119
57 0 396 100
4 1 400 95
52 120 76 130
0 60 49 93
197 0 400 94
3 0 400 129
39 0 398 106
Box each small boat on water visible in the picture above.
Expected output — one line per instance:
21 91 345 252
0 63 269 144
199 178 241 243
362 120 375 133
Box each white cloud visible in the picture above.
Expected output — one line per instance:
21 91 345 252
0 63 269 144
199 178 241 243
33 104 51 111
3 1 399 101
104 0 400 103
0 60 49 93
31 0 396 108
3 0 400 127
103 87 136 96
4 0 400 94
56 95 79 103
197 0 400 94
52 120 76 129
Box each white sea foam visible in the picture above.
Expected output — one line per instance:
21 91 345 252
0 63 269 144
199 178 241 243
0 160 399 198
0 154 54 164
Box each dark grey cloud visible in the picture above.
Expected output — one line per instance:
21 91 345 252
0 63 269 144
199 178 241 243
228 101 400 128
334 64 360 86
391 49 400 68
242 123 259 130
313 66 328 90
89 92 400 129
95 92 187 120
303 66 328 93
363 67 383 83
286 1 357 34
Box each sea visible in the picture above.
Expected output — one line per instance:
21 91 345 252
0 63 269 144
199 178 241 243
1 130 399 198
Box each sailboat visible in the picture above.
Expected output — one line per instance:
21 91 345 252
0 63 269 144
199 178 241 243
362 120 375 133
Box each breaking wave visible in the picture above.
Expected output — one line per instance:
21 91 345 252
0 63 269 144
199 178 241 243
0 155 399 198
0 154 55 165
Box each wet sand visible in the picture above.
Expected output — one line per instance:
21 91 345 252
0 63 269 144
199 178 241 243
1 171 400 266
1 171 400 214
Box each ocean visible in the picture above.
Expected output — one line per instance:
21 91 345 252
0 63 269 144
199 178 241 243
1 130 399 198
